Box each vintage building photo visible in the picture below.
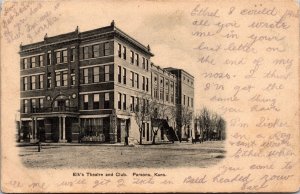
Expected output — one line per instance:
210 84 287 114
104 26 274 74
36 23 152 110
17 21 226 168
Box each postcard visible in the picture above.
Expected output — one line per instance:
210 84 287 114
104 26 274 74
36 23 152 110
0 0 299 192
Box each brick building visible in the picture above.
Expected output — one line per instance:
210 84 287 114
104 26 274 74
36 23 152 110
19 21 193 144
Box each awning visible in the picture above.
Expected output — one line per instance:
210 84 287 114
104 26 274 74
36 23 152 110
117 115 131 119
79 114 110 118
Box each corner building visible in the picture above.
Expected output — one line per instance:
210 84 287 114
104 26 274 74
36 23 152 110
19 22 192 143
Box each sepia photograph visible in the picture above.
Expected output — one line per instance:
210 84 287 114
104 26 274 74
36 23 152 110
1 0 299 193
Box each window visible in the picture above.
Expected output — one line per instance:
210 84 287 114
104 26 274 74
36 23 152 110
71 69 75 86
31 57 36 68
123 46 126 59
93 45 100 58
39 75 44 89
146 59 149 70
130 71 134 87
47 53 52 65
23 77 28 91
31 99 36 111
123 94 126 110
104 93 110 109
118 66 121 83
55 72 61 87
160 88 164 100
62 50 67 62
104 42 110 56
146 78 149 91
65 99 70 107
183 95 186 105
83 47 89 59
56 51 61 63
136 97 139 111
142 122 145 138
93 94 100 109
135 53 139 66
154 87 158 99
118 93 122 110
93 67 100 83
135 73 139 89
31 76 36 90
130 50 134 64
62 71 68 86
118 43 121 58
23 58 28 69
188 97 190 107
83 95 89 110
142 57 145 69
47 73 51 88
71 48 75 62
104 65 110 81
23 99 29 113
191 98 194 107
142 76 145 90
39 98 44 109
130 96 134 111
83 68 88 84
39 55 44 66
123 68 126 84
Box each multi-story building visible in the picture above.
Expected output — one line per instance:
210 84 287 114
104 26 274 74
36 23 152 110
164 68 195 140
19 21 192 144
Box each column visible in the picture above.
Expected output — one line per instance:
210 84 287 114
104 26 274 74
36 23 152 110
34 117 38 140
58 116 62 141
62 116 66 141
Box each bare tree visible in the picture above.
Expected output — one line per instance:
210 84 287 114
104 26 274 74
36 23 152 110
176 105 193 140
195 107 226 141
132 93 151 145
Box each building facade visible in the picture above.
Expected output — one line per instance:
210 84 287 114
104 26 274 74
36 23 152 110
19 21 193 144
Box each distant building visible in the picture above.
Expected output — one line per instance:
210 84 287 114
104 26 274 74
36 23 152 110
19 21 194 144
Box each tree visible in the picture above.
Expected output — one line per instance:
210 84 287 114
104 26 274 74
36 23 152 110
132 93 151 145
195 107 226 141
176 105 193 140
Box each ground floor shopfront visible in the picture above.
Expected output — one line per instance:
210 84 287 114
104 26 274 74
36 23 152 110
20 113 178 144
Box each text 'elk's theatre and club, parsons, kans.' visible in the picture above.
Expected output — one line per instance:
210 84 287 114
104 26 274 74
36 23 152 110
19 21 195 144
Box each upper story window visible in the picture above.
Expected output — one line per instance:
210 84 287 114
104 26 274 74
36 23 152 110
47 73 52 88
93 67 100 83
146 59 149 71
56 51 61 64
135 53 139 66
62 71 68 86
118 93 122 110
142 57 145 69
39 75 44 89
146 78 149 91
104 42 110 56
23 58 28 69
93 45 100 58
123 46 126 60
142 76 145 91
55 72 61 87
135 73 139 89
71 69 75 86
118 66 121 83
83 68 89 84
39 55 44 66
31 57 36 68
31 76 36 90
47 53 52 65
130 50 134 64
118 44 122 58
130 71 134 87
123 68 126 84
83 94 89 110
23 77 28 91
71 48 76 62
191 98 194 107
62 50 68 62
23 99 29 113
104 65 110 81
104 93 110 109
93 94 100 109
83 47 89 59
123 94 126 110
